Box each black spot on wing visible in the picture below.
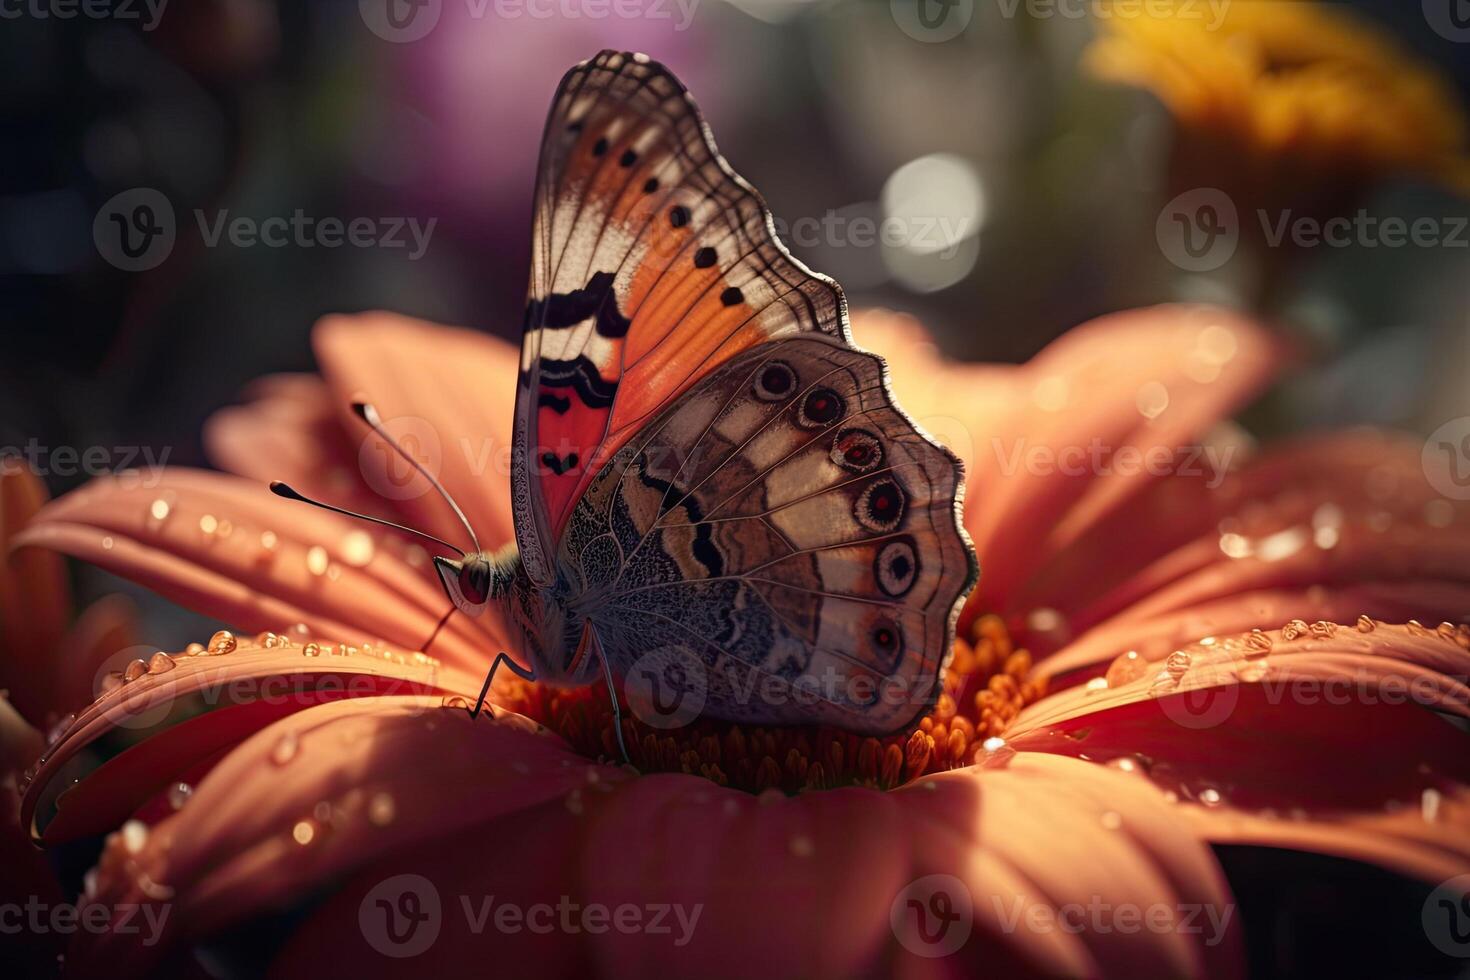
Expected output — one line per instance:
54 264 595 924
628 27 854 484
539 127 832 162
524 270 631 339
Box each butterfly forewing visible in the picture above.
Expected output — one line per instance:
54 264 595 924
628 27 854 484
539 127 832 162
514 50 843 585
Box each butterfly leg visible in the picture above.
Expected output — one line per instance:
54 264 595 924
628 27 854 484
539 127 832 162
467 652 536 721
592 628 632 766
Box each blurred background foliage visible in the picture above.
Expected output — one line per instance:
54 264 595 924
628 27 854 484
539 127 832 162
0 0 1466 490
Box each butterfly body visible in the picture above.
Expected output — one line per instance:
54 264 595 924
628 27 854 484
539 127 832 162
441 51 977 737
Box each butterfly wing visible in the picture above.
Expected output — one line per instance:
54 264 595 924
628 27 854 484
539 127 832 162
513 50 844 586
563 335 976 734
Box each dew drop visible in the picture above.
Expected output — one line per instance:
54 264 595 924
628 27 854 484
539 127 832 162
1198 787 1223 807
1282 619 1309 641
1085 677 1109 693
1164 650 1192 677
981 736 1007 753
442 695 469 710
123 659 149 682
120 819 148 854
1136 381 1169 419
1355 614 1377 633
306 545 329 576
271 732 300 765
302 643 321 657
1105 650 1149 687
1422 788 1442 822
207 630 237 655
341 530 375 568
368 792 396 827
147 652 175 674
167 782 193 810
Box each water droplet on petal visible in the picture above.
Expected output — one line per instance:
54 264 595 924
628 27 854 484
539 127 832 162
147 652 175 674
207 630 237 655
302 643 321 657
981 736 1007 753
341 530 375 568
1198 787 1223 807
123 659 149 682
271 732 299 765
292 819 317 846
368 792 396 827
167 783 193 810
1105 650 1149 687
1085 677 1109 693
306 545 329 576
120 819 148 854
1355 614 1376 633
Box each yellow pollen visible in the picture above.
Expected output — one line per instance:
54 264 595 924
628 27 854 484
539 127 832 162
496 614 1044 794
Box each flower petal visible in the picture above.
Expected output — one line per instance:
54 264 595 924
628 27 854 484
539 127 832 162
313 312 521 552
14 469 508 676
62 696 606 977
20 633 478 846
0 459 71 721
1009 622 1470 883
962 304 1283 618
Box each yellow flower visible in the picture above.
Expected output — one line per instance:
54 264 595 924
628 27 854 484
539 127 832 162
1086 0 1470 192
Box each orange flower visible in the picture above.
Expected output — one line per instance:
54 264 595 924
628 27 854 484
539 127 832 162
8 306 1470 977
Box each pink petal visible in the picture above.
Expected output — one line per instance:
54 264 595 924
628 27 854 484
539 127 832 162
14 469 508 676
961 305 1284 618
313 312 522 552
20 635 480 846
63 696 608 977
1009 622 1470 883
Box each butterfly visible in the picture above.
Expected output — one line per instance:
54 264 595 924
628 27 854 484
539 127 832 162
276 51 976 759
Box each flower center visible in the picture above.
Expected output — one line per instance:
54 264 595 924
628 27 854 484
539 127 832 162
494 615 1045 793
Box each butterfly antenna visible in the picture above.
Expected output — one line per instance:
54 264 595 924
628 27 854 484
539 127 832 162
269 481 464 555
352 402 481 554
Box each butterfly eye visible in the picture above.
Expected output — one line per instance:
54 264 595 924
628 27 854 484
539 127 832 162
458 559 492 605
798 387 846 428
875 538 919 597
831 428 883 473
754 361 796 401
855 477 906 532
869 618 904 669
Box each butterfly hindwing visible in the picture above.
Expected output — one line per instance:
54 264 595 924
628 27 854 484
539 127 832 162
560 336 976 733
513 50 844 585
